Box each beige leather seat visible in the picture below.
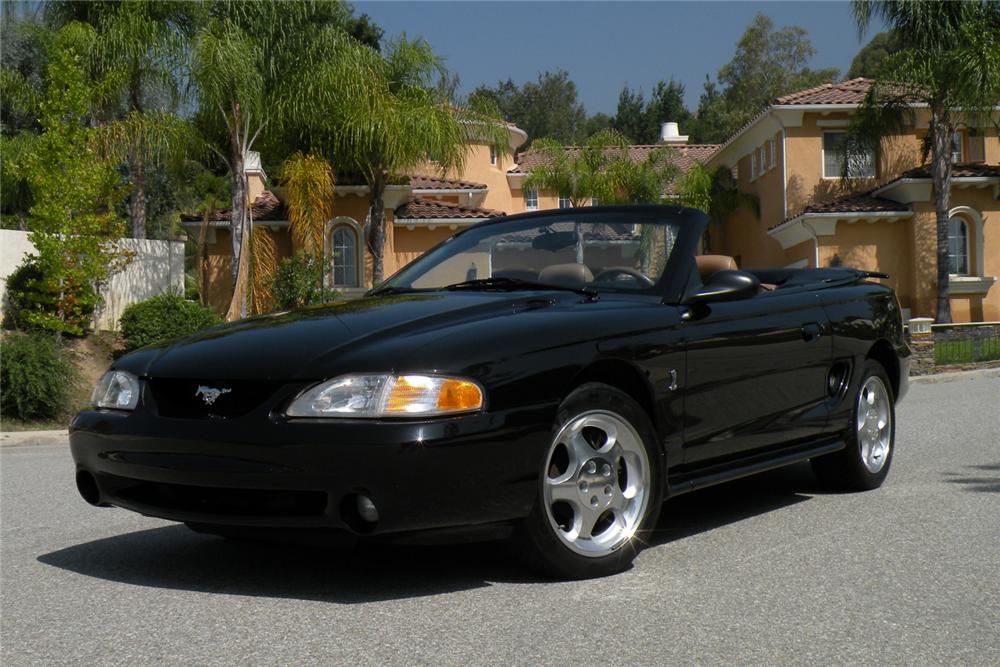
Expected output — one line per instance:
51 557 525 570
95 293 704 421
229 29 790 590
695 255 775 292
538 263 594 288
695 255 738 282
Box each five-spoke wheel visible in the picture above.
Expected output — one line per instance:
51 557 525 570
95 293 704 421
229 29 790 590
543 411 650 557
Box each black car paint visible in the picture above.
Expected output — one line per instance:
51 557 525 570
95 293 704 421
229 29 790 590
70 206 911 541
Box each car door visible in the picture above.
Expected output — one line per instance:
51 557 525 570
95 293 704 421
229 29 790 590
680 291 832 467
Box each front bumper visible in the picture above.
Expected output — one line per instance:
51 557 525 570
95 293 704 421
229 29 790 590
69 404 554 537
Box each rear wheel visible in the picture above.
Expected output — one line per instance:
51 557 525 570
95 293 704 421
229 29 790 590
516 383 663 579
812 359 895 491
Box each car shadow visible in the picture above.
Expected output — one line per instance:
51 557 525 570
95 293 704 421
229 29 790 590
37 462 821 602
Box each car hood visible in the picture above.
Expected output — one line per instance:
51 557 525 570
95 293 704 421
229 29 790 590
129 293 547 380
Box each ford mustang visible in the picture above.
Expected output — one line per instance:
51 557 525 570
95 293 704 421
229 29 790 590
71 206 910 579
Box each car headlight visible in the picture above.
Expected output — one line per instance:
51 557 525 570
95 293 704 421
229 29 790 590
286 374 484 418
91 370 140 411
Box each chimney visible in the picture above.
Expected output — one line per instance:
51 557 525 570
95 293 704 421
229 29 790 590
245 151 267 202
659 122 689 146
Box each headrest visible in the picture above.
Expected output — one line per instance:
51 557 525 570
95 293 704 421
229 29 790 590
695 255 738 281
538 263 595 288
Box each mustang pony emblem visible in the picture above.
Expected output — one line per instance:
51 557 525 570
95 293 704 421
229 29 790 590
195 385 232 406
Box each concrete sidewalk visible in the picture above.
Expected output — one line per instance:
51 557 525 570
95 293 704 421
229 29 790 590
0 429 69 447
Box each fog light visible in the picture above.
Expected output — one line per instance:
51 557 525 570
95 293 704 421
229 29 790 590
356 494 379 523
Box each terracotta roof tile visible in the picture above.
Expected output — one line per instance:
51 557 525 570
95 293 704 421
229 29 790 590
508 143 720 175
896 163 1000 180
180 190 286 223
394 197 504 221
770 189 910 230
774 78 874 105
409 174 487 191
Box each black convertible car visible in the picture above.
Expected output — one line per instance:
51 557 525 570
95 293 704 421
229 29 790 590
72 206 910 579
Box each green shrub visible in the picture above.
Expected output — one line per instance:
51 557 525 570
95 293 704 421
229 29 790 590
119 294 220 352
3 260 99 335
0 332 78 421
270 252 338 310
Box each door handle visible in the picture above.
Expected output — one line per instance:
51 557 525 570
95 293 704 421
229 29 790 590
801 322 822 342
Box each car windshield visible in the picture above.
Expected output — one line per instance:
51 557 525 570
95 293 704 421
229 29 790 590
375 210 684 295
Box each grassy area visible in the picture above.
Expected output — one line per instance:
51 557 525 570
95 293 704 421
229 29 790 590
935 338 1000 365
0 418 71 433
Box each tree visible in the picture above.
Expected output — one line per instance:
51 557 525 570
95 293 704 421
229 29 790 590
524 129 631 207
190 0 378 318
325 36 510 285
644 79 692 142
673 164 759 252
470 70 587 146
611 86 646 143
847 30 903 78
696 13 840 142
848 0 1000 324
6 22 130 335
584 112 613 138
44 1 204 240
690 77 729 144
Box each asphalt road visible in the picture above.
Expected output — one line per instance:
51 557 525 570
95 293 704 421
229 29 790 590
2 375 999 666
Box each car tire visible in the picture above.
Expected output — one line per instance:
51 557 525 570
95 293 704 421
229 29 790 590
811 359 895 491
515 382 663 579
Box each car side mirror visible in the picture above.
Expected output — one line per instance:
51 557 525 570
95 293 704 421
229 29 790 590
687 269 760 305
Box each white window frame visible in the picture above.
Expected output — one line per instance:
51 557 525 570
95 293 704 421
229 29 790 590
768 139 776 171
823 131 876 179
751 151 758 180
951 131 963 163
948 215 970 275
558 195 571 209
524 189 538 210
327 217 362 288
590 196 600 207
489 145 497 166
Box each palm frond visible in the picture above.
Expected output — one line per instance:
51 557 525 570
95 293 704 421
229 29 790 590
281 152 335 256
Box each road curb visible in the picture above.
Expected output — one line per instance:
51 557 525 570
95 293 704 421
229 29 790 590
910 367 1000 384
0 429 69 447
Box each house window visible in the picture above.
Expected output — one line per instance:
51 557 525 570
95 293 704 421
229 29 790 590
951 131 963 163
768 139 776 170
760 145 768 171
524 189 538 210
558 195 571 209
823 131 875 178
489 145 497 166
948 216 970 275
330 225 359 287
591 196 600 206
751 151 758 179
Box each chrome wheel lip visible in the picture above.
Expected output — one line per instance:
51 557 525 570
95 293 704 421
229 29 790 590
542 409 651 558
857 376 892 474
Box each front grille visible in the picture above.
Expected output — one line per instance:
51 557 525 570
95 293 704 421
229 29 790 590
148 378 284 419
107 476 328 518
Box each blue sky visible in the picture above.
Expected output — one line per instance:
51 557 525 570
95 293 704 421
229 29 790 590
355 1 888 116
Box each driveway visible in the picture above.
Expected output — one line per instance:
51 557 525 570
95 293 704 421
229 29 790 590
2 374 998 665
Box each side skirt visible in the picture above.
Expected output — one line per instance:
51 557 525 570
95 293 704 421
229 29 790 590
666 438 845 497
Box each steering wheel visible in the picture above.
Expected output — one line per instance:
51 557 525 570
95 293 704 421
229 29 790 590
592 267 655 288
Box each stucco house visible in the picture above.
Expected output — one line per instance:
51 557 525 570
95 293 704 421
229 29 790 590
185 77 999 322
705 78 1000 322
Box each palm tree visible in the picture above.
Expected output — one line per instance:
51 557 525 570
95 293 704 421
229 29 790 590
674 164 759 252
324 36 509 285
849 0 1000 323
190 0 379 318
523 129 632 207
45 0 203 239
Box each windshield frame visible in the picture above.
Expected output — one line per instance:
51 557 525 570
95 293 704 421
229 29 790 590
371 205 707 303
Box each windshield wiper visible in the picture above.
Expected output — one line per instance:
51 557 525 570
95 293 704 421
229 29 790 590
366 285 421 297
444 276 598 299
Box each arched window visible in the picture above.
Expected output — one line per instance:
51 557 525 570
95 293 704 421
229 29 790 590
948 216 969 275
329 223 359 287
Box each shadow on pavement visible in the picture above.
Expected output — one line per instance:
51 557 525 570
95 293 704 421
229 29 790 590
38 462 821 602
942 462 1000 493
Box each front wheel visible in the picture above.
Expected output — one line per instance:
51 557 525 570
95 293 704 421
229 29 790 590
812 359 895 491
516 383 663 579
